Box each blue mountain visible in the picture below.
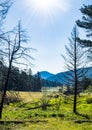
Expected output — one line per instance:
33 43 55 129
40 67 92 83
39 71 55 80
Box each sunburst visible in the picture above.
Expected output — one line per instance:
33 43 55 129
25 0 70 17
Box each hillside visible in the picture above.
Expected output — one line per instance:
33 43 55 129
39 71 54 79
40 67 92 83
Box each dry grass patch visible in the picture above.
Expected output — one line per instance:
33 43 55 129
19 92 43 102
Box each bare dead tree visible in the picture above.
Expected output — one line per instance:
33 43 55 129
0 0 12 118
0 21 34 118
62 26 87 113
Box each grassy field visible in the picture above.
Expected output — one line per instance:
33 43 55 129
0 92 92 130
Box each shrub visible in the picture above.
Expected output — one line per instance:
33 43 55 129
5 91 21 104
40 93 51 110
86 97 92 104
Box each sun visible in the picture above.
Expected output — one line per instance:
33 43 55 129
26 0 62 16
24 0 69 22
31 0 56 12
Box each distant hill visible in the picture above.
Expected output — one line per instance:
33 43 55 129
39 71 54 80
39 67 92 83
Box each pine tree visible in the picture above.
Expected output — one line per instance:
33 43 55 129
76 4 92 59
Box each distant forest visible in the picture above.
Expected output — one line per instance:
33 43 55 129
0 60 62 92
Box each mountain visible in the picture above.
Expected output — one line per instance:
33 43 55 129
40 67 92 83
39 71 55 80
47 71 66 83
85 67 92 78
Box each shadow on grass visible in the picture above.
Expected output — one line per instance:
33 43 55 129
75 120 92 124
16 101 40 108
74 112 92 124
75 112 90 119
27 104 56 110
0 120 48 125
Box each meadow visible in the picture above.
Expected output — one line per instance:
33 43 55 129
0 91 92 130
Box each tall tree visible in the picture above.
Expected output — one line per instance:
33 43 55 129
0 21 33 118
36 72 42 92
76 4 92 60
34 72 42 92
62 26 87 113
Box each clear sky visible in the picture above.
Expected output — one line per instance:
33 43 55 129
4 0 91 74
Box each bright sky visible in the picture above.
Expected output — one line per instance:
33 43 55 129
4 0 91 74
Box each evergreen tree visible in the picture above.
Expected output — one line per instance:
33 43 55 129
76 4 92 60
34 72 42 92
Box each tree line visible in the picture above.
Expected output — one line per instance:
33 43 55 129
0 60 61 91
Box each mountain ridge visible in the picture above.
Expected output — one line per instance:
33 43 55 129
39 67 92 83
39 71 54 80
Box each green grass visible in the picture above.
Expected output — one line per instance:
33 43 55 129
0 92 92 130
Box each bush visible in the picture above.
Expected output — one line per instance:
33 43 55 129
5 91 21 104
86 97 92 104
40 93 51 110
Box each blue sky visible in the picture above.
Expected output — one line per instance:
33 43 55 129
4 0 91 74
